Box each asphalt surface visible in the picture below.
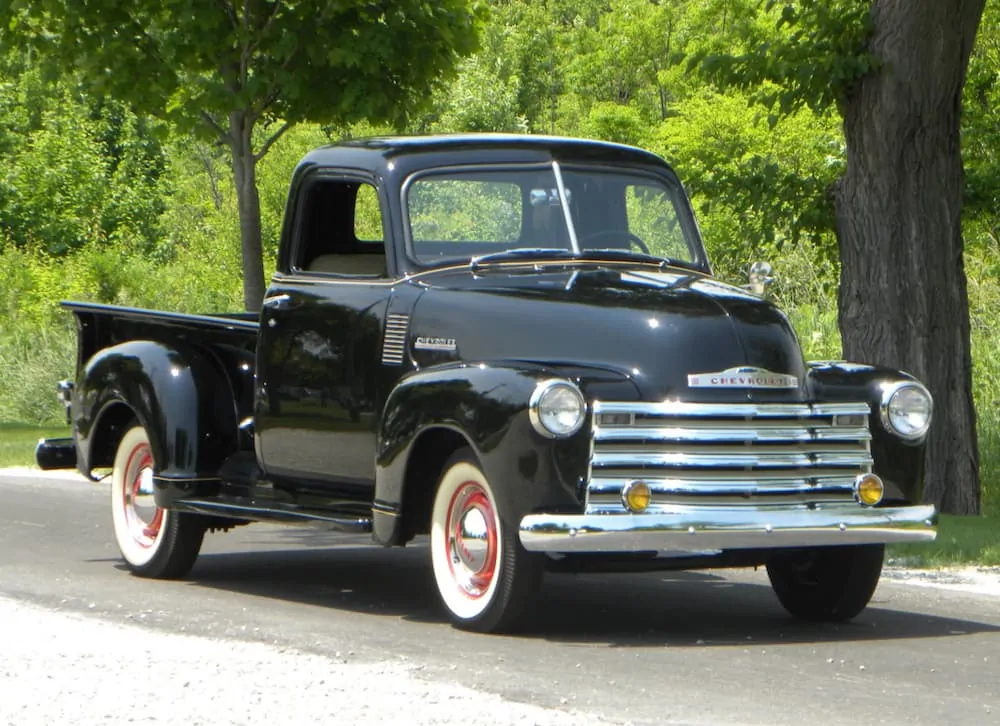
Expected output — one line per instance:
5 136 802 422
1 470 998 725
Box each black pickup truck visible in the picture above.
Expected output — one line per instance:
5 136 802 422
38 134 937 633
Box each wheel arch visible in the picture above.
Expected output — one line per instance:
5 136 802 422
85 401 141 476
394 426 475 544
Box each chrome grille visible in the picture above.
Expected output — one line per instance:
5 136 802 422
381 314 409 365
588 400 872 513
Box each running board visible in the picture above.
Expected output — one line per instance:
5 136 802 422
172 498 373 533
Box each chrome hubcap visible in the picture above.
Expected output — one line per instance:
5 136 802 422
123 445 163 547
446 482 498 599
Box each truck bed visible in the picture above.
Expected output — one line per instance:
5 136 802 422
64 301 259 424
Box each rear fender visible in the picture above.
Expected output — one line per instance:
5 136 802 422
75 340 238 499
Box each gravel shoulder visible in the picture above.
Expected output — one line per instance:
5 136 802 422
0 595 616 726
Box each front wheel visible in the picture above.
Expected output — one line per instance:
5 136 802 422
430 449 543 633
111 425 205 579
766 544 885 622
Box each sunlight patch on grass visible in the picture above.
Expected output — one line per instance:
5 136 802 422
0 423 71 469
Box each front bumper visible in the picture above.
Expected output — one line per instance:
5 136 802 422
518 504 937 553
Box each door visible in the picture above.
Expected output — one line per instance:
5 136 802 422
254 173 392 513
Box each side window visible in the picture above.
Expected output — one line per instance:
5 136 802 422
625 183 690 261
354 183 383 243
294 178 387 277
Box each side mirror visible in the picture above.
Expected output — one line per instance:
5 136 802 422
746 261 773 296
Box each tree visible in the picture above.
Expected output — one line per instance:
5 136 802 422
836 1 985 514
694 0 987 514
5 1 483 310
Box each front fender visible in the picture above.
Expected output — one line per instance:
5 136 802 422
74 340 238 488
807 361 928 503
374 363 591 544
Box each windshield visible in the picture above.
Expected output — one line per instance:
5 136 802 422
405 164 703 267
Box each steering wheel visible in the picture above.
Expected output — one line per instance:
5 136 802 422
579 229 650 255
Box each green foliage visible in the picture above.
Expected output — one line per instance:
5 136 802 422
691 0 876 115
3 0 486 308
651 89 842 278
962 0 1000 227
0 56 169 256
426 53 528 133
578 102 648 146
4 1 487 136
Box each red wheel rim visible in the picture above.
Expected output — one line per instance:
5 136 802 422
121 443 162 548
445 481 499 600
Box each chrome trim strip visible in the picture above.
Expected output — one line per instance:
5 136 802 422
174 499 372 532
591 450 874 469
587 476 858 498
594 426 872 443
587 492 857 511
518 504 938 553
593 400 871 418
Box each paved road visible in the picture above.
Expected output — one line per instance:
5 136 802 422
1 471 998 725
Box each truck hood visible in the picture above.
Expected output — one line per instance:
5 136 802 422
408 264 807 402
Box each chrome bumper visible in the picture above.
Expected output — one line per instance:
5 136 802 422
518 505 938 553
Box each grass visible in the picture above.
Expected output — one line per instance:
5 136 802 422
0 423 71 469
888 514 1000 567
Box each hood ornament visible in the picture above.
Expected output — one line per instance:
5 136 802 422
688 366 798 389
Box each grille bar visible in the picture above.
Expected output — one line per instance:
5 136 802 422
595 400 871 418
592 450 873 469
594 426 871 444
589 475 860 497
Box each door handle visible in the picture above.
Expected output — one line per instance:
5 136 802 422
262 294 300 311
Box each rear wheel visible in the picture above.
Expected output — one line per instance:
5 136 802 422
430 449 543 633
766 544 885 622
111 425 205 579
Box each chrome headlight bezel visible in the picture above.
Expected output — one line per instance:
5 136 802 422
529 379 587 439
879 380 933 442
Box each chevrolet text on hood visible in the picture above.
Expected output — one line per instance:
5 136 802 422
36 134 937 634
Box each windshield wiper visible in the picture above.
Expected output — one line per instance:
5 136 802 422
470 248 576 270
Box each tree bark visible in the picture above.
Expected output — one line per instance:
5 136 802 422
229 111 266 312
835 0 986 514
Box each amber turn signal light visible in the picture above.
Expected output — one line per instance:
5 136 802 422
622 480 651 513
854 473 885 507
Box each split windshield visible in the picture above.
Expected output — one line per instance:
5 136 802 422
405 164 702 267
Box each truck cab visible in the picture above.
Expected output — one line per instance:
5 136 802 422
38 135 937 632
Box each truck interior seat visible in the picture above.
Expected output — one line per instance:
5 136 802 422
307 253 386 276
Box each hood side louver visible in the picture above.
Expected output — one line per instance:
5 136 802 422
382 313 410 365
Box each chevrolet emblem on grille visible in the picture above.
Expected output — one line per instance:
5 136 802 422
688 366 799 389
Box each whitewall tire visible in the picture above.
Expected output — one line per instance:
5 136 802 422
430 449 543 632
111 425 205 579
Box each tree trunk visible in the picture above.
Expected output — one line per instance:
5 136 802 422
835 0 986 514
229 111 266 312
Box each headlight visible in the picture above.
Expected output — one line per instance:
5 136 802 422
880 380 933 441
529 380 586 438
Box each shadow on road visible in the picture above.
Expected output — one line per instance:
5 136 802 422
167 531 1000 648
